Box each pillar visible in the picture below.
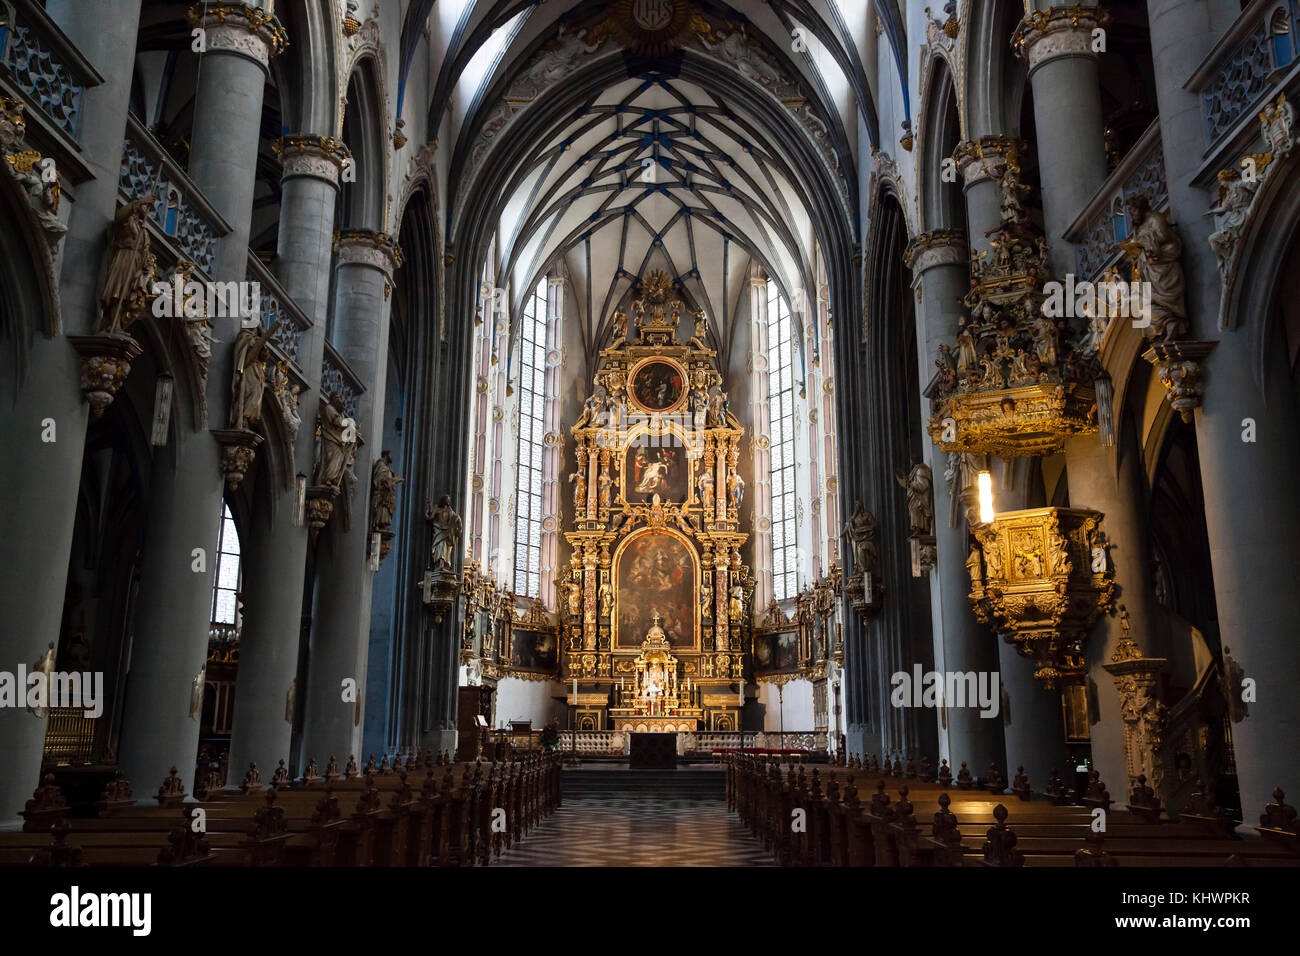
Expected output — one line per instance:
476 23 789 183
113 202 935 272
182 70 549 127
1146 0 1300 818
117 7 284 796
0 0 142 820
1017 6 1109 278
957 136 1020 262
907 233 1006 775
226 136 347 778
300 232 400 766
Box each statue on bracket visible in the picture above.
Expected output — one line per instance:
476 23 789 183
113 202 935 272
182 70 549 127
99 197 157 336
369 450 403 532
841 501 880 580
229 321 277 431
1119 194 1187 343
895 462 934 536
314 393 358 490
426 496 462 572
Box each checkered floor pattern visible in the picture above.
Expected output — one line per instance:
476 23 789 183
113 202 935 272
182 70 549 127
494 796 777 867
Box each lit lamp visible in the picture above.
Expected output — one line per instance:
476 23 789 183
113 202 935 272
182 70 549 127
977 470 995 526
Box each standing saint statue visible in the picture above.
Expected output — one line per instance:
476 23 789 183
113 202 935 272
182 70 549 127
369 450 403 531
426 495 462 572
1120 195 1187 342
314 393 357 490
840 501 879 578
99 196 157 335
229 321 277 431
726 470 745 510
895 462 934 536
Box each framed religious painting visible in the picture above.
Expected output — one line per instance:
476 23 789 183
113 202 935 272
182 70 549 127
627 357 687 414
509 626 559 676
624 442 689 504
613 529 699 650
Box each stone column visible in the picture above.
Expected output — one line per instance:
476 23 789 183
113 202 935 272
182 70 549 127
117 7 284 796
907 232 1006 775
988 456 1068 791
1063 424 1166 798
1147 0 1300 819
957 135 1021 262
300 231 400 767
1019 4 1165 797
0 0 142 821
226 137 347 778
1016 6 1109 278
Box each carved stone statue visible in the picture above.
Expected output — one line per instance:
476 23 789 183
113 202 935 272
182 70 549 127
271 363 301 445
841 501 879 577
229 322 276 431
1121 195 1187 342
995 161 1030 225
314 393 357 490
895 462 934 536
99 196 157 335
598 582 612 617
1206 169 1258 278
426 496 462 572
369 450 403 531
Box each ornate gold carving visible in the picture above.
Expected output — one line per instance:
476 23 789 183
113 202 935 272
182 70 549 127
970 507 1114 689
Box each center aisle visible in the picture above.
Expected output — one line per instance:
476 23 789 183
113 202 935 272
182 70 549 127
495 765 775 866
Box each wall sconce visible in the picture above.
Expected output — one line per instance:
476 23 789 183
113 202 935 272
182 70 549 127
977 470 995 525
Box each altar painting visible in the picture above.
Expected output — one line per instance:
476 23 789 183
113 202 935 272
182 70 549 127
624 444 689 504
615 531 696 649
629 359 685 412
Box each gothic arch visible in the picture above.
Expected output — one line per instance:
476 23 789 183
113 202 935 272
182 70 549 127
339 52 390 232
963 0 1026 140
916 54 967 233
276 0 341 135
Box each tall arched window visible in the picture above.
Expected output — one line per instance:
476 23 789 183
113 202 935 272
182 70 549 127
512 275 553 598
210 504 241 640
766 278 799 602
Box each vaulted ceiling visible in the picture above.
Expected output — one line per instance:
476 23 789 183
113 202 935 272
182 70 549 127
400 0 905 359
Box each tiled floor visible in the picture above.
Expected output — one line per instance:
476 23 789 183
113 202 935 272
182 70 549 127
495 796 777 867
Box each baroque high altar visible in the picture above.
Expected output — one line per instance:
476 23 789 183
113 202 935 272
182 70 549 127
559 272 752 733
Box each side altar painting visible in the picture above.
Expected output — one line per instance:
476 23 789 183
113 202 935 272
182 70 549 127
560 270 753 731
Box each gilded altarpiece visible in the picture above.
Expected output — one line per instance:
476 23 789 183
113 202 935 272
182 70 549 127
559 273 750 732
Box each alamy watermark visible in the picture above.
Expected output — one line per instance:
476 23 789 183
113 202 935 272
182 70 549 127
0 665 103 717
890 665 1000 719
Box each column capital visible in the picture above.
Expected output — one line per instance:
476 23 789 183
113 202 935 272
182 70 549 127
273 134 352 186
954 136 1026 188
1012 5 1110 73
334 229 404 282
188 3 289 71
903 229 967 275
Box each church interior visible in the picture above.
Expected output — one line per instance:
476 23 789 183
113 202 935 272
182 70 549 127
1 0 1298 891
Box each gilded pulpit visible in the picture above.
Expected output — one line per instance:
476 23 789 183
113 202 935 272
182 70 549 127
560 271 749 732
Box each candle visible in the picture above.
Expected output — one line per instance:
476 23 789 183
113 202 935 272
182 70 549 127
572 676 577 702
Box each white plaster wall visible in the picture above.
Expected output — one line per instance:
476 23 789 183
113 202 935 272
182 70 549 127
754 679 815 732
493 677 564 730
